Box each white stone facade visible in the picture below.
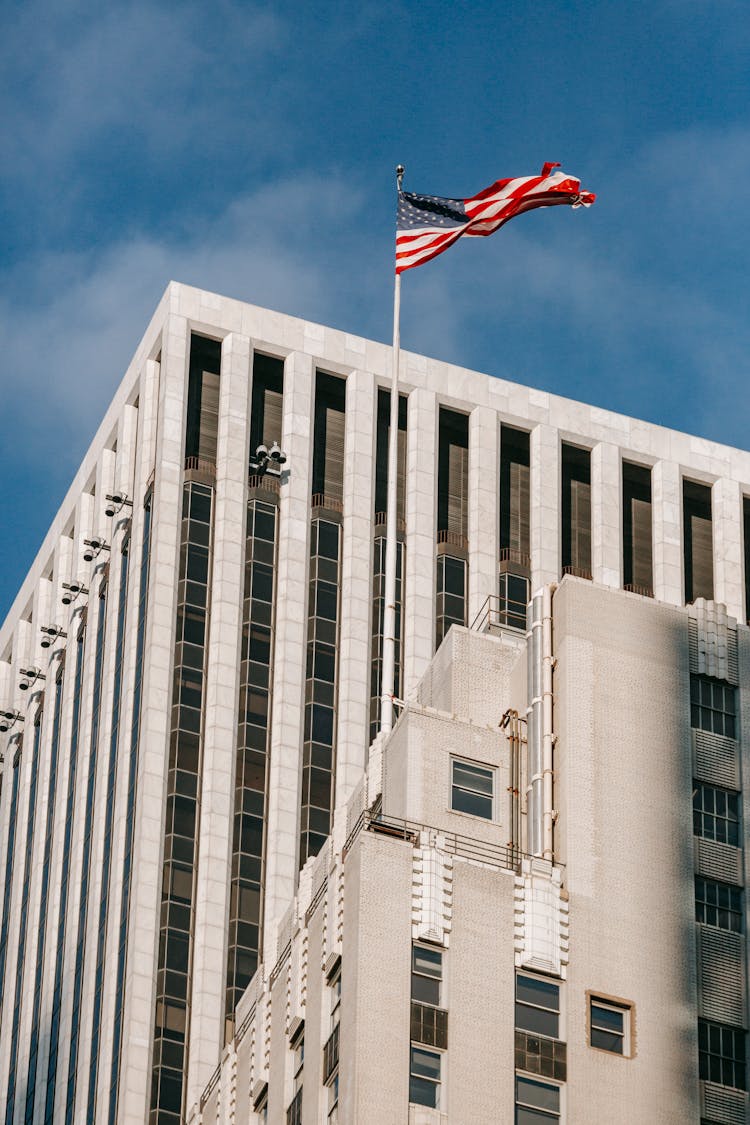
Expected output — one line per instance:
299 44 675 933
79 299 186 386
0 282 749 1122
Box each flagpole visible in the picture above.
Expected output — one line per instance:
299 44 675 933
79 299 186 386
380 164 405 736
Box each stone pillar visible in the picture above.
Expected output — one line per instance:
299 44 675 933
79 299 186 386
187 332 252 1108
591 442 621 589
712 476 744 622
530 424 559 592
336 370 376 804
263 350 315 963
652 460 683 606
116 315 189 1124
404 389 438 697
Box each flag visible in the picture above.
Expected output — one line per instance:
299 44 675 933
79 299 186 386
395 162 595 274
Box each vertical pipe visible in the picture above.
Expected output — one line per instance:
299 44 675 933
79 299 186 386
526 584 556 860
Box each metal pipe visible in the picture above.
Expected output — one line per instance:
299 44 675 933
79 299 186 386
542 584 555 860
526 584 556 859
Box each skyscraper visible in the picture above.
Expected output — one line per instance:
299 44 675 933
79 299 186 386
0 281 748 1123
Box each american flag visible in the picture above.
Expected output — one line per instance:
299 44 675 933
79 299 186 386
395 162 595 274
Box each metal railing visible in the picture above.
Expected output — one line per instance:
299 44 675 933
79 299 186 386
184 456 216 479
561 564 592 580
499 547 531 569
248 472 281 494
374 510 406 532
470 594 527 635
312 493 343 513
624 582 654 598
344 809 526 872
436 529 469 550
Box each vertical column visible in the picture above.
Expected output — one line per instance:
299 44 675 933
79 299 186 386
263 350 314 962
404 389 438 698
117 314 189 1124
591 442 621 589
712 477 743 621
468 406 499 626
336 371 376 804
530 424 559 592
652 460 683 606
187 333 252 1108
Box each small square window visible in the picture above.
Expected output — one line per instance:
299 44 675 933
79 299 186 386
693 782 740 847
409 1046 441 1108
588 995 633 1057
451 760 494 819
515 974 560 1040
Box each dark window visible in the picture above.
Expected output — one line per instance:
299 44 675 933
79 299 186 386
311 372 346 503
409 1046 441 1108
561 444 591 578
622 461 653 594
699 1020 746 1089
516 975 560 1039
500 425 530 560
436 555 466 648
249 353 284 457
695 877 743 933
590 998 630 1055
437 408 469 539
498 572 530 631
412 946 442 1007
694 783 740 846
515 1076 560 1123
451 760 493 820
185 333 221 465
690 676 736 739
684 479 713 603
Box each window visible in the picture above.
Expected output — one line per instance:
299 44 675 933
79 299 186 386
695 877 743 933
292 1033 304 1094
699 1020 746 1090
516 974 560 1040
409 1046 441 1108
498 571 530 631
451 760 493 819
515 1076 560 1123
691 676 736 739
412 946 443 1007
327 1073 339 1122
694 783 740 846
589 997 632 1056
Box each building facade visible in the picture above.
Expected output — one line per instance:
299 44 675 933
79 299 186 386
0 281 749 1123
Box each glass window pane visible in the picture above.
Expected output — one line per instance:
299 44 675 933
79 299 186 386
515 1002 559 1038
452 762 493 795
451 787 493 819
413 947 442 978
411 1048 441 1080
591 1004 624 1033
516 976 560 1011
409 1075 438 1108
516 1077 560 1112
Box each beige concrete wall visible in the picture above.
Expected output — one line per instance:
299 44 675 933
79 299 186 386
554 578 699 1123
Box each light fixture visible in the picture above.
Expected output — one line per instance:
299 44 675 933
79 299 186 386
40 625 68 649
61 580 89 606
0 709 24 733
105 492 133 518
83 537 111 562
250 441 288 477
19 668 45 692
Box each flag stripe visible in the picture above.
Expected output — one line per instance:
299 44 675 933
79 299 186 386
395 165 595 273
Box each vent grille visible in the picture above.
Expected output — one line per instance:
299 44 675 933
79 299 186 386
702 1082 748 1124
695 839 743 884
697 927 746 1025
693 731 741 789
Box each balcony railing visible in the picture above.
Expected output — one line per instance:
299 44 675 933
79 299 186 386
323 1023 340 1083
471 594 527 635
623 582 654 598
184 456 216 480
312 493 343 514
343 810 528 873
561 564 592 581
437 529 469 550
374 510 406 533
248 472 281 495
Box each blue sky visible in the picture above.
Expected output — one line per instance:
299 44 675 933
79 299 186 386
1 0 748 618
